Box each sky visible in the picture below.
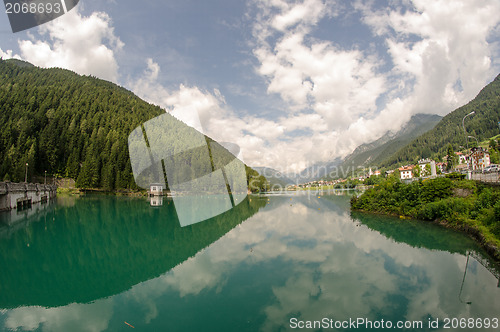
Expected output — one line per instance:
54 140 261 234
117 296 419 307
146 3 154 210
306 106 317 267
0 0 499 173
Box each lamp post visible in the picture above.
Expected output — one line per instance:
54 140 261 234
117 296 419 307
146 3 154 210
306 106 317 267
25 162 28 183
468 136 479 171
468 135 479 147
459 252 472 305
462 111 475 150
462 111 475 170
44 170 47 185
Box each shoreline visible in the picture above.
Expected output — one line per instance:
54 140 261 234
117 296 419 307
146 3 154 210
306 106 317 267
57 187 250 197
57 187 150 197
58 185 500 261
351 207 500 261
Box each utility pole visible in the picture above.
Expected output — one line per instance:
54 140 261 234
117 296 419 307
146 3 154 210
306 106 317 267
462 111 475 150
468 136 479 147
462 111 475 170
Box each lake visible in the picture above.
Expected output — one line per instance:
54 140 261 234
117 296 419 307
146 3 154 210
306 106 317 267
0 192 499 331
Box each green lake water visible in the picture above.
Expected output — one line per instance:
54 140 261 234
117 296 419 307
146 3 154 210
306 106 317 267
0 192 499 331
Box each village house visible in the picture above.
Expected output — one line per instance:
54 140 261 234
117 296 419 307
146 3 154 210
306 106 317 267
436 162 447 173
469 147 490 170
398 165 414 180
455 152 468 165
149 183 164 196
364 168 381 178
417 158 437 177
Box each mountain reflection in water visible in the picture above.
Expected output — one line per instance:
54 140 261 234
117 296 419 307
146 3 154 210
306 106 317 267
0 195 267 308
0 192 498 332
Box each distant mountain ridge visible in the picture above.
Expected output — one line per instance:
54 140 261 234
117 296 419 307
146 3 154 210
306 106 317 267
256 114 442 184
283 114 442 182
340 113 442 171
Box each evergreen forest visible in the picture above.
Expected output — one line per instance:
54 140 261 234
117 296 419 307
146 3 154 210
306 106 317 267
0 59 268 192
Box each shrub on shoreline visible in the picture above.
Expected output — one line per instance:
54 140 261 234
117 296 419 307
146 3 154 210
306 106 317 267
351 177 500 253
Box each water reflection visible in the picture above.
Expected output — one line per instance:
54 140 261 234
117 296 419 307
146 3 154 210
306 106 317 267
1 193 499 331
3 300 113 332
0 199 55 229
149 195 163 206
0 195 267 308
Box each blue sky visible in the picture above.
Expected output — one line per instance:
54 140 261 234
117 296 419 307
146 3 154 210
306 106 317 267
1 0 499 173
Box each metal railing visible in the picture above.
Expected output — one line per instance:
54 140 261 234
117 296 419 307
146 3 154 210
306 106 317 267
469 170 500 183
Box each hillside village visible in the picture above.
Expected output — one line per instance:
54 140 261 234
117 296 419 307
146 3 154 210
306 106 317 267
286 70 500 192
396 146 495 180
288 141 500 190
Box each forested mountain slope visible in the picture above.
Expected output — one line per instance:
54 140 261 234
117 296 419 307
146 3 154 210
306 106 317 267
0 59 266 190
339 113 442 172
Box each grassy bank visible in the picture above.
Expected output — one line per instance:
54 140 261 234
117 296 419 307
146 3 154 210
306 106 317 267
57 187 84 195
57 187 147 197
350 175 500 260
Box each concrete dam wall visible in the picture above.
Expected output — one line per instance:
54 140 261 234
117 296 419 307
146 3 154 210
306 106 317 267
0 182 57 213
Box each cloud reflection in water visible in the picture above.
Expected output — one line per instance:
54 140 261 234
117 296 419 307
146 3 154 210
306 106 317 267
2 194 499 331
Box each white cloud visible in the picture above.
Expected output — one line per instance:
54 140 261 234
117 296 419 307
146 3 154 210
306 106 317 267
358 0 500 114
131 1 395 173
128 59 298 170
128 58 170 105
129 55 398 174
239 0 500 172
271 0 331 31
130 58 363 173
248 0 409 170
16 7 123 83
128 0 500 174
253 1 387 129
163 85 228 134
0 48 21 60
280 113 327 132
4 300 113 332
